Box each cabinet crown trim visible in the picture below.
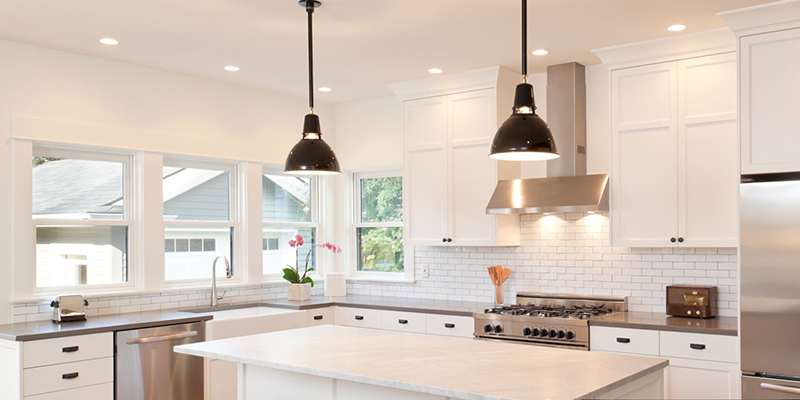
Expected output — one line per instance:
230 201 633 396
718 0 800 35
593 28 735 68
389 66 517 100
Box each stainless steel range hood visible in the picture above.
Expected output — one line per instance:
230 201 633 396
486 62 609 215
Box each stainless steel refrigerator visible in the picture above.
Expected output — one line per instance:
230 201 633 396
741 173 800 398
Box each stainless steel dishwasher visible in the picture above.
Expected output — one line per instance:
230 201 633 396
116 322 205 400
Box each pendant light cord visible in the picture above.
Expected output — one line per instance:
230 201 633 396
521 0 527 82
306 3 315 112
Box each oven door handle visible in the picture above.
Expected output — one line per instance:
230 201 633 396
761 383 800 396
126 331 198 345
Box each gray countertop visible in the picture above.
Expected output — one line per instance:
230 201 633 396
0 310 213 341
590 311 738 336
258 295 489 317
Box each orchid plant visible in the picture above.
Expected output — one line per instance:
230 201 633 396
282 234 341 287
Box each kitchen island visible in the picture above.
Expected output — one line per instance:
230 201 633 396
175 325 667 400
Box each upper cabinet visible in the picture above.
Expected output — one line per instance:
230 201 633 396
395 68 521 247
718 1 800 174
611 53 738 248
740 28 800 174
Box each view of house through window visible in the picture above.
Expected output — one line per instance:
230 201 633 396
163 163 235 281
355 173 404 273
32 153 130 288
262 173 317 276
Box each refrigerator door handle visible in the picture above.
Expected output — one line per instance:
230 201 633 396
761 383 800 395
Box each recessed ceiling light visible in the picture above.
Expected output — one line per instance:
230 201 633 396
428 68 443 74
318 87 332 92
223 66 240 72
532 49 549 56
99 38 119 46
668 24 686 32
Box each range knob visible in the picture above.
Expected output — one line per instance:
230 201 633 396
557 330 566 339
532 328 540 337
539 329 549 338
483 324 493 333
549 329 558 338
494 325 503 334
566 331 575 340
522 327 532 336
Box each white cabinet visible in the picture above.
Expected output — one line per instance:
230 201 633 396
590 326 740 399
403 88 520 247
336 307 383 330
740 28 800 174
664 357 740 400
381 310 427 334
424 314 473 338
611 53 738 248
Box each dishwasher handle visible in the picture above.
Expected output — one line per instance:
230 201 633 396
126 330 198 345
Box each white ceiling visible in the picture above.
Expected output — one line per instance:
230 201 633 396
0 0 773 104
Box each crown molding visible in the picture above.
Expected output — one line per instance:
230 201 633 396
718 0 800 37
592 28 735 69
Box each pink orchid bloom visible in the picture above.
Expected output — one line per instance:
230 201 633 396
288 239 297 247
295 234 304 246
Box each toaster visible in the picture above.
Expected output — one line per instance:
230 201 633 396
666 285 717 319
50 295 89 323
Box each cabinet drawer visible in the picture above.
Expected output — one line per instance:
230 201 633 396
590 327 659 356
660 331 738 363
23 357 113 396
425 314 473 338
24 333 113 369
337 307 382 329
25 382 113 400
381 310 426 334
307 308 334 326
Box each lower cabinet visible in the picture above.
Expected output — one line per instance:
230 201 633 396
664 357 740 400
589 326 740 400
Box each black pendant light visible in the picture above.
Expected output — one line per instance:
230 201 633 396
285 0 341 175
489 0 559 161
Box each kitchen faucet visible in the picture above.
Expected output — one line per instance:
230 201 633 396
211 255 232 307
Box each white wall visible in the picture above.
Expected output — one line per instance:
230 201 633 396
334 96 403 170
0 39 336 323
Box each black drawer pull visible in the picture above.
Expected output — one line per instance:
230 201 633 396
690 343 706 350
62 346 79 353
354 315 364 321
398 319 408 325
313 315 324 321
444 323 456 329
616 337 631 344
62 372 79 380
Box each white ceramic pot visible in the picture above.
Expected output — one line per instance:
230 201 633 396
287 282 312 301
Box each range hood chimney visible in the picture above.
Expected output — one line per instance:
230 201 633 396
486 62 609 215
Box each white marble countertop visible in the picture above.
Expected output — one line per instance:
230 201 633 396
175 325 667 400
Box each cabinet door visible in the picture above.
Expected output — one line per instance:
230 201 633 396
677 53 738 247
447 89 499 246
404 96 449 246
611 62 679 247
664 357 740 399
741 28 800 174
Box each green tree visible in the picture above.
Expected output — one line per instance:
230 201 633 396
358 177 404 272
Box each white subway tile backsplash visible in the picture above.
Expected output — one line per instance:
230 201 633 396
348 212 738 317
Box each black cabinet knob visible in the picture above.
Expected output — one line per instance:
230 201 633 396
446 238 452 242
678 237 684 243
670 237 677 243
442 238 447 242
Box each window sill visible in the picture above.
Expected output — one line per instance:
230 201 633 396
346 275 416 284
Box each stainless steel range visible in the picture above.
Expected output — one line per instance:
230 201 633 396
473 293 627 350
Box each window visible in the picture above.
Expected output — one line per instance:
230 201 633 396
262 170 318 276
32 148 133 289
353 171 405 275
163 160 236 282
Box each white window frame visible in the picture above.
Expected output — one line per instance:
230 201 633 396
162 158 241 286
348 169 413 282
261 167 320 280
31 145 139 295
